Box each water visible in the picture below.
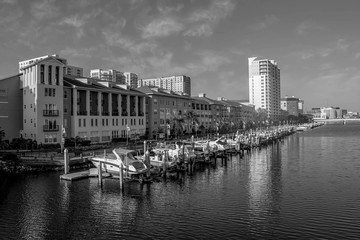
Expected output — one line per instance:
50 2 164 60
1 123 360 239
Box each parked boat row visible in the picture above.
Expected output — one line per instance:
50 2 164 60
89 123 324 182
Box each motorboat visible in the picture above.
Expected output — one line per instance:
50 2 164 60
91 148 148 178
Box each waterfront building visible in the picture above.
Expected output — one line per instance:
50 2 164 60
281 96 300 117
216 97 243 131
19 54 83 77
63 76 147 142
139 75 191 96
90 69 125 84
136 86 192 139
191 98 212 133
248 57 281 121
0 74 23 141
123 72 138 89
192 93 226 132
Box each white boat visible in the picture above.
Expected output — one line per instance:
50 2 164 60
296 126 309 132
91 148 148 177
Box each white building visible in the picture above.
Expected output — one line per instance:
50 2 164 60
139 75 191 96
90 69 125 84
20 55 65 144
19 54 83 77
248 57 281 120
123 72 138 89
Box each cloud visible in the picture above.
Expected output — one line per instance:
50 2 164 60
2 0 17 4
157 1 183 14
296 21 324 35
31 0 59 20
184 0 236 37
141 17 184 39
249 15 278 31
60 47 97 58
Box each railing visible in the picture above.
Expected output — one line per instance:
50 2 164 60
122 111 128 116
43 110 59 116
102 112 109 116
112 110 119 116
138 111 144 116
43 125 59 132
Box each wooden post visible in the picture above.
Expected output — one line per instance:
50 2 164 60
119 157 124 191
145 150 150 178
162 150 167 178
64 148 69 174
143 140 147 156
98 162 103 187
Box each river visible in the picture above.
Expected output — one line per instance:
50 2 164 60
1 123 360 239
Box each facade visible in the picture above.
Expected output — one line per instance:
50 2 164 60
20 56 65 144
124 72 138 89
90 69 125 84
139 75 191 96
0 74 23 141
191 98 212 133
281 96 300 117
137 86 192 139
248 57 281 120
63 77 147 143
298 99 304 114
19 54 83 77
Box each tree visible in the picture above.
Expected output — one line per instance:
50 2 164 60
184 111 199 135
0 127 5 149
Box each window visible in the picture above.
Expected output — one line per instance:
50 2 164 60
83 119 86 127
55 66 60 85
91 119 93 126
40 65 45 84
79 119 81 127
53 88 55 97
95 119 98 126
45 88 48 96
64 90 68 99
24 105 26 109
48 65 52 85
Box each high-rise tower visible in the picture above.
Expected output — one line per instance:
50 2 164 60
248 57 281 120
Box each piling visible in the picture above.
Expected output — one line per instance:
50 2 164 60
162 150 167 178
98 162 103 187
64 148 69 174
119 156 124 190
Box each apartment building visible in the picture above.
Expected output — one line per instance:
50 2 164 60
124 72 138 89
139 75 191 96
191 98 212 132
137 86 192 139
90 69 125 84
281 96 300 117
63 76 147 142
248 57 281 120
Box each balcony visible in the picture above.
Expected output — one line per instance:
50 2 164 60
138 111 144 116
77 110 87 116
43 110 59 116
102 111 109 116
112 110 119 116
43 125 59 132
130 111 137 116
121 111 128 116
90 110 99 116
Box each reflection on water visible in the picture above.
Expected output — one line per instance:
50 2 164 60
1 124 360 239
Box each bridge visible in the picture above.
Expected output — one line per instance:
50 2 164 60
313 118 360 123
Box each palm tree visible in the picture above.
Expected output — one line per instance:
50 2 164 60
184 111 199 135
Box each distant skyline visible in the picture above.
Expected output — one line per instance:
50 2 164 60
1 0 360 112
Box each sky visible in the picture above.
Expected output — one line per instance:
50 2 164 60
1 0 360 112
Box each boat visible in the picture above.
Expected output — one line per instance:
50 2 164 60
91 148 148 180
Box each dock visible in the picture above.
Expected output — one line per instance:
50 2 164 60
60 168 111 181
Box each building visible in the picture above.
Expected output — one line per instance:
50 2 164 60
0 74 23 141
90 69 125 84
298 99 304 114
20 55 66 144
191 98 212 133
123 72 138 89
136 86 192 139
16 54 146 145
63 76 147 143
248 57 281 120
19 54 83 77
281 96 300 117
139 75 191 96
